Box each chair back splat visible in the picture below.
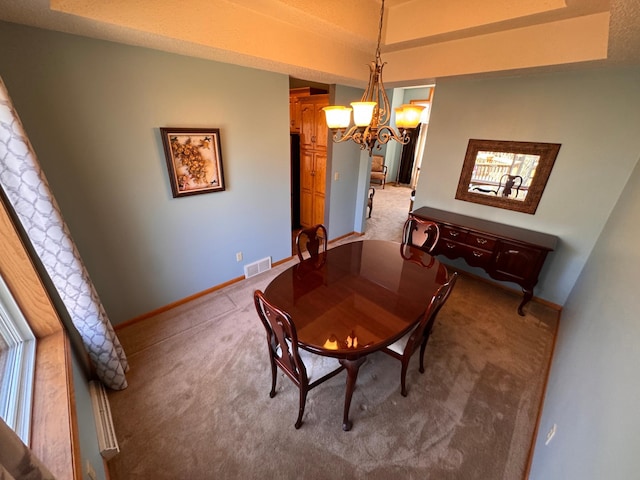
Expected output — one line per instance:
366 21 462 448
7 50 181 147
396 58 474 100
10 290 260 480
382 271 459 396
402 216 440 253
254 290 345 428
295 224 328 261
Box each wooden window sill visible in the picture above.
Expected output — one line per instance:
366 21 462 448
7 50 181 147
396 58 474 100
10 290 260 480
31 331 80 479
0 198 80 479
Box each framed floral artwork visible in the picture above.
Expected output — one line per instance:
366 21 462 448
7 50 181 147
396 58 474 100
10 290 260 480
160 127 225 197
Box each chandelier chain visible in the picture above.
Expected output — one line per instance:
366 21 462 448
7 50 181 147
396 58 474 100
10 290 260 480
322 0 424 155
375 0 385 61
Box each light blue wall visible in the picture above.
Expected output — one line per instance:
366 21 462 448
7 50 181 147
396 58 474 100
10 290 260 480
417 67 640 305
72 352 107 480
325 85 362 239
327 85 368 237
529 148 640 479
0 21 293 325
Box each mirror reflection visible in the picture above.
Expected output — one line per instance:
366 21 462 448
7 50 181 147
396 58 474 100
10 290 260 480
468 150 540 201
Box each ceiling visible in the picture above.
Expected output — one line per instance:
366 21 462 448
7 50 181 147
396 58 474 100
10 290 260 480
0 0 639 88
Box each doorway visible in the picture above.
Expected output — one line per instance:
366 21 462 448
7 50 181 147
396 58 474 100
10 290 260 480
289 78 330 255
397 93 433 188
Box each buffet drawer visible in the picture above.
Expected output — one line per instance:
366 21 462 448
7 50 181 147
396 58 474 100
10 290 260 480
440 225 467 243
435 239 464 259
461 245 493 269
466 232 497 250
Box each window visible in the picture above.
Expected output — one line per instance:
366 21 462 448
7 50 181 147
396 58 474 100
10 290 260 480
0 197 77 478
0 273 35 444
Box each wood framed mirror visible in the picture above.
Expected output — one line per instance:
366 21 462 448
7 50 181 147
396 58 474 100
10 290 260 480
455 139 560 214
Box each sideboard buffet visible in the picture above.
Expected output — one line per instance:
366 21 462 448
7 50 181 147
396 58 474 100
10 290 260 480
410 206 557 315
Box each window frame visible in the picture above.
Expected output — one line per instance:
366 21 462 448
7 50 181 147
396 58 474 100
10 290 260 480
0 197 80 479
0 272 36 444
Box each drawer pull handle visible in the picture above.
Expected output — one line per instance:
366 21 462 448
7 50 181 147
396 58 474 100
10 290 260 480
472 251 483 257
476 238 488 245
449 231 459 237
446 243 456 249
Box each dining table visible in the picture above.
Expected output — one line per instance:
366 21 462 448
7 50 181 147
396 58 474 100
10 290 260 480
264 239 448 430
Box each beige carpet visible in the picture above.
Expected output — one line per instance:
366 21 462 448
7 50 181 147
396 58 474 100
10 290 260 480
107 185 558 479
363 184 413 242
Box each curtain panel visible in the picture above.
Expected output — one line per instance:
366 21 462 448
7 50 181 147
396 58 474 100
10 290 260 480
0 77 128 390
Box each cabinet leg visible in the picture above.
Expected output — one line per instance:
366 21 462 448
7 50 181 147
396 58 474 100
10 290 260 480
518 288 533 316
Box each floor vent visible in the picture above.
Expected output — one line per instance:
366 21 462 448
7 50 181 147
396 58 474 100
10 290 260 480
244 257 272 279
89 381 120 460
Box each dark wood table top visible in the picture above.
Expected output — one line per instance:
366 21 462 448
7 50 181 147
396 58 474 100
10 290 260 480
264 239 449 359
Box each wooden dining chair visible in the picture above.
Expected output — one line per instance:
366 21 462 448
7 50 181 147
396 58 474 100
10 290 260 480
382 271 458 396
295 224 328 261
400 242 437 268
401 216 440 253
253 290 345 429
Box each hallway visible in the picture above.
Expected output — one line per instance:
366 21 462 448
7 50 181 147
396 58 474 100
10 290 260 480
291 184 414 253
362 184 414 242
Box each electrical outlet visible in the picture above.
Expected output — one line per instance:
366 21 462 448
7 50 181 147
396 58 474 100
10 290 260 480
545 423 557 445
86 460 97 480
236 252 243 262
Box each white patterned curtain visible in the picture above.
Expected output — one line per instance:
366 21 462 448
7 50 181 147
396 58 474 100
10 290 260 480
0 77 128 390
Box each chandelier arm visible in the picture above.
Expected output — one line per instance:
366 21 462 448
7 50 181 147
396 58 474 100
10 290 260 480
330 125 361 143
375 62 391 127
377 125 410 146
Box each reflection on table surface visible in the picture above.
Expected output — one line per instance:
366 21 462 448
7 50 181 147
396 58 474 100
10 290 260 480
265 239 449 358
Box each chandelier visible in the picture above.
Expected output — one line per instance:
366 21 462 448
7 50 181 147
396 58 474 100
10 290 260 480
322 0 425 155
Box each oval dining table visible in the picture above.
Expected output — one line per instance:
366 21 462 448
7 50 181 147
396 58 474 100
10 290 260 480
264 239 449 430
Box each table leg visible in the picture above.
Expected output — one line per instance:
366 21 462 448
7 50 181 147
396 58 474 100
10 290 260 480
339 357 367 431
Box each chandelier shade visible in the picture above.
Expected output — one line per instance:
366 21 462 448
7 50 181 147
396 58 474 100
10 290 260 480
352 102 377 127
395 104 426 129
322 0 423 155
323 106 352 129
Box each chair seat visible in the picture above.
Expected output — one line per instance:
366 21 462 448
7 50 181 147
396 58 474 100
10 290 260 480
278 343 342 383
298 348 343 383
386 325 418 355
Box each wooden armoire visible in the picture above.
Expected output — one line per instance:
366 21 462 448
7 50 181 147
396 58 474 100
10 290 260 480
289 89 328 228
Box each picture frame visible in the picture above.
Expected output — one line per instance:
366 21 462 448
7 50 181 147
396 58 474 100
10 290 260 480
455 139 560 214
160 127 225 197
